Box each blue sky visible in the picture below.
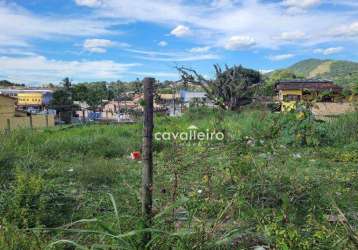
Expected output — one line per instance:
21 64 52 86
0 0 357 85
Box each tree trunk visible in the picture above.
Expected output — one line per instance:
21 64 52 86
142 77 155 246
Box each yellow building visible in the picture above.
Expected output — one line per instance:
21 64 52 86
0 94 55 131
17 92 43 106
276 80 342 112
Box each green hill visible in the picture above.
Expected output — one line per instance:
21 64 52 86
0 80 25 88
285 59 358 86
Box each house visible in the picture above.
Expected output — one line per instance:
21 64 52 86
276 80 342 111
74 101 90 121
180 90 213 107
0 94 55 131
103 100 138 113
157 93 180 104
0 89 54 109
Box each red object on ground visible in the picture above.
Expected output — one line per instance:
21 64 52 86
131 151 141 160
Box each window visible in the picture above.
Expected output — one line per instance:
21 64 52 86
283 95 300 101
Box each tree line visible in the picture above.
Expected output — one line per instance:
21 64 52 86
50 64 358 116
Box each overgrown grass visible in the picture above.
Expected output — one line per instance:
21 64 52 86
1 108 358 249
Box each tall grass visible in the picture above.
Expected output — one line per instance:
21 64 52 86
1 109 358 249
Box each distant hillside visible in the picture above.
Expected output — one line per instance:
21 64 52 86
285 59 358 86
0 80 25 88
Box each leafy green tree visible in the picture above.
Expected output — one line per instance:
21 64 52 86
352 82 358 95
108 81 127 100
62 77 72 91
50 78 74 124
78 82 108 109
132 78 143 94
51 78 73 106
72 84 89 102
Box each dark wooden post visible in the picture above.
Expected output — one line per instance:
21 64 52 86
29 114 33 129
82 109 85 123
6 118 10 133
173 92 176 116
45 114 49 128
142 77 155 246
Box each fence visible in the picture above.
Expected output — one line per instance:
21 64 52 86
0 114 55 131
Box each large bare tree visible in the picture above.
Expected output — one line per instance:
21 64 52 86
177 64 261 110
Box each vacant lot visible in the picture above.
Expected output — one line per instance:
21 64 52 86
1 108 358 249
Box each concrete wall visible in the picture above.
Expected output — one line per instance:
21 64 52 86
0 114 55 131
0 96 16 117
278 90 302 101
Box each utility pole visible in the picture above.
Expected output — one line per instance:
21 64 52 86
142 77 155 246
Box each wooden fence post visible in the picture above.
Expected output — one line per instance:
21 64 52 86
45 114 49 128
142 77 155 246
6 118 10 133
29 114 33 130
82 109 85 123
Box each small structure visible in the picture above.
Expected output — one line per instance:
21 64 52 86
103 100 138 113
0 94 17 119
276 80 342 111
0 94 55 131
0 89 54 111
157 93 180 105
180 90 213 107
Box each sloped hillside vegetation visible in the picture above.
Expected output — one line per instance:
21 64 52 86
286 59 358 85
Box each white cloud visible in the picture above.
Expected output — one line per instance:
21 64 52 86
158 41 168 47
89 0 358 50
0 2 111 48
189 46 211 53
130 71 178 78
269 54 295 61
283 0 321 9
170 25 191 37
74 0 103 7
278 31 306 41
0 48 37 56
314 47 343 55
259 69 274 74
224 36 256 50
0 55 140 84
141 54 219 62
333 22 358 37
126 48 219 62
211 0 234 8
83 38 114 53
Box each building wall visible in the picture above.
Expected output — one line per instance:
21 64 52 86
180 91 207 102
17 93 43 106
0 115 55 131
0 96 16 117
278 90 302 101
42 92 53 105
0 89 54 105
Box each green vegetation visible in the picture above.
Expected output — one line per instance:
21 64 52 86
284 58 358 86
0 80 25 88
1 108 358 249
